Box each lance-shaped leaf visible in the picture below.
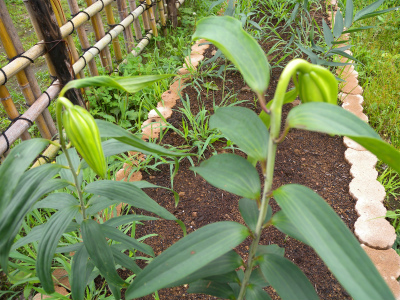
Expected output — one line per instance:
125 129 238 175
81 219 128 288
322 19 334 47
354 0 384 21
167 250 242 287
187 280 236 299
71 244 93 300
239 198 272 233
36 205 79 293
192 16 270 95
333 9 344 38
344 0 354 28
286 102 400 174
273 184 395 300
191 153 261 200
60 74 174 96
0 163 62 272
125 222 249 298
271 210 309 245
210 106 269 161
245 284 272 300
85 180 176 220
0 138 49 213
96 120 184 157
259 253 319 300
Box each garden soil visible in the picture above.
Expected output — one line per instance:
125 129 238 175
111 4 357 300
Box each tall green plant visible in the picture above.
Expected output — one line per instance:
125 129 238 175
124 16 400 300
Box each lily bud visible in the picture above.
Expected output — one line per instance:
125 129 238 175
62 101 106 178
297 65 338 105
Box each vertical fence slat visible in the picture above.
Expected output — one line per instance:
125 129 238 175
0 85 31 141
157 0 167 35
105 4 123 63
145 0 158 41
66 0 100 76
50 0 86 80
85 0 113 73
27 0 84 107
128 0 143 40
116 0 135 53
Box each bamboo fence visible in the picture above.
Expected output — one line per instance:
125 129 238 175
0 0 186 158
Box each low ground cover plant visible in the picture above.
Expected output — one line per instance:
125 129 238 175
2 15 400 300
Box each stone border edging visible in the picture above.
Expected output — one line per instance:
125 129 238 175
328 1 400 298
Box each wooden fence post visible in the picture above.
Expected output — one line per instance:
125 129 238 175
27 0 84 107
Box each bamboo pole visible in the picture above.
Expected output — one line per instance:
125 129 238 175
50 0 85 80
146 0 158 40
105 4 123 63
0 0 113 86
85 0 113 73
72 3 147 74
0 85 31 141
118 30 152 68
0 18 52 139
0 83 61 156
66 0 99 76
31 141 61 167
0 2 56 137
116 0 135 53
128 0 143 40
157 0 167 35
141 2 151 32
27 0 84 107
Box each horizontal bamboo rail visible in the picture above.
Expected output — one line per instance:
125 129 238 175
0 0 186 156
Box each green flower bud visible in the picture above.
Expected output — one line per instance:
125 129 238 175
62 101 106 178
297 65 338 105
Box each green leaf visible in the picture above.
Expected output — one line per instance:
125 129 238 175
239 198 271 233
110 246 142 274
355 7 400 21
329 49 360 64
34 192 78 210
0 138 48 213
167 250 242 287
255 245 285 258
210 107 269 161
103 215 158 228
259 253 319 300
85 180 176 220
101 224 154 256
71 244 90 300
344 0 354 28
36 205 79 293
342 25 375 33
273 184 395 300
354 0 384 21
245 284 272 300
96 120 183 157
81 219 128 288
248 267 270 288
60 75 174 96
271 211 309 245
286 102 400 174
192 16 270 95
191 154 261 200
85 195 120 216
125 222 249 298
56 148 82 188
187 280 236 299
333 9 344 38
0 163 62 272
322 19 334 47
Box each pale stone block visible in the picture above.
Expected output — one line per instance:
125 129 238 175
343 136 367 151
339 93 364 106
177 67 190 75
52 269 70 289
342 100 363 115
170 80 186 96
141 118 166 140
355 199 387 218
350 165 378 180
362 244 400 279
349 178 386 203
339 75 363 95
148 107 173 120
355 217 396 249
337 64 354 77
160 90 179 108
344 148 377 167
191 39 209 55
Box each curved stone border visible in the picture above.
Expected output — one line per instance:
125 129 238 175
328 1 400 298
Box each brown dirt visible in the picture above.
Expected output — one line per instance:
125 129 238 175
124 10 356 299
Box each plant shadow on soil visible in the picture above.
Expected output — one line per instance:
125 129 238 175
104 5 357 300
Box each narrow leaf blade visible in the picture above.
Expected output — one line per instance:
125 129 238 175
125 222 249 298
210 107 269 161
273 184 395 300
191 154 261 200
